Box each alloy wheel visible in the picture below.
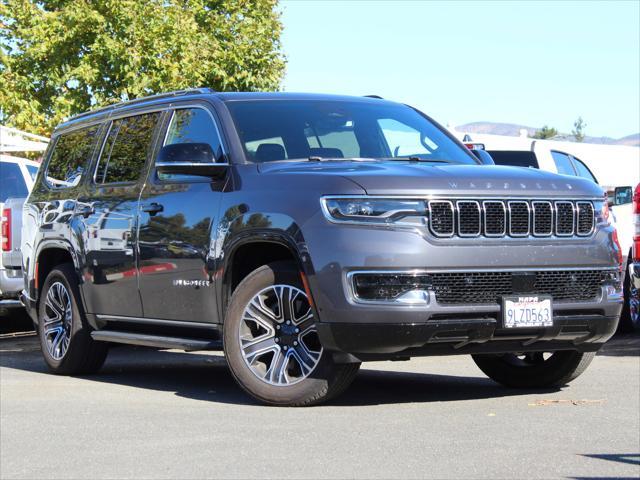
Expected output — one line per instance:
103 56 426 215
239 284 323 386
43 281 72 360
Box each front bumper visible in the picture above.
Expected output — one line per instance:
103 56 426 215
313 284 622 361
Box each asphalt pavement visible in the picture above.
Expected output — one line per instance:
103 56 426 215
0 319 639 479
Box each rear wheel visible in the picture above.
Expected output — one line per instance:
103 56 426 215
472 350 595 388
38 263 108 374
223 262 360 406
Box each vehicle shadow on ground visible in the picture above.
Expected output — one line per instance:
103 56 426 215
1 339 561 407
597 333 640 357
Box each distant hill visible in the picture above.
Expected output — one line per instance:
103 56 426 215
456 122 639 147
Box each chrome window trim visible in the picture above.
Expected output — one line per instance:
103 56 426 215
507 200 530 237
456 200 481 237
532 200 554 237
576 201 596 236
482 200 506 237
427 200 455 237
554 200 575 237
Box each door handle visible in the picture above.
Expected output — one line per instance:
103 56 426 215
142 203 164 216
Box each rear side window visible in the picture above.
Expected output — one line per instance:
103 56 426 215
95 112 161 184
487 151 539 168
0 162 28 201
46 126 100 188
551 151 576 176
571 157 598 184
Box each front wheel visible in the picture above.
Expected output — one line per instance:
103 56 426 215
223 262 360 406
472 350 595 389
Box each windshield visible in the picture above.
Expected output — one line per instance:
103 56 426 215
226 100 477 164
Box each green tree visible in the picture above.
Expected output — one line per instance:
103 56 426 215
532 125 558 139
0 0 285 135
572 116 586 142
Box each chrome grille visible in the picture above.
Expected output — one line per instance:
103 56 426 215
555 202 574 236
576 202 595 236
430 270 608 305
508 201 530 236
532 201 553 236
428 201 454 237
457 201 481 236
483 201 506 236
427 199 595 238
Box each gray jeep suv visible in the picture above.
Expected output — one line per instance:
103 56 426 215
21 90 623 406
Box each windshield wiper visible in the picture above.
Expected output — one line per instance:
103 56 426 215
375 157 454 164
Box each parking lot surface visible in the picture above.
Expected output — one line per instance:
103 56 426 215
1 327 639 480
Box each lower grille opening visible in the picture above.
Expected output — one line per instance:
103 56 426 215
351 270 615 305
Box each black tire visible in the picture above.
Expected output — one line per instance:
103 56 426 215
472 350 595 389
38 263 108 375
618 254 638 333
223 262 360 406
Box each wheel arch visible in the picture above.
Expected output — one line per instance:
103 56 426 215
219 232 313 321
33 240 83 316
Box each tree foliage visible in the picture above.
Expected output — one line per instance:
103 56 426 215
532 125 558 139
0 0 286 135
572 116 586 142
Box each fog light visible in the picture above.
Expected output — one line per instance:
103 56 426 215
352 273 432 303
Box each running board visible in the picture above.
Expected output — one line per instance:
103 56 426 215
91 330 222 351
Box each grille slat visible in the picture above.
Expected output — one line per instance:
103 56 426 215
532 201 553 236
428 201 454 237
555 201 574 236
483 201 506 236
430 270 607 305
576 202 595 236
427 199 594 238
457 201 481 236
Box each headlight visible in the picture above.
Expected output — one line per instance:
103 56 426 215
321 197 426 225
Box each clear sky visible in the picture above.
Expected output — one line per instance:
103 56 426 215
279 0 640 139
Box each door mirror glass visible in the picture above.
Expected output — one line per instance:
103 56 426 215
156 143 225 177
157 143 215 164
614 186 633 206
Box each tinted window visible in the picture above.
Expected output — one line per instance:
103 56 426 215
226 100 476 164
551 151 575 176
26 165 39 181
487 151 539 168
0 162 28 201
159 108 224 181
96 113 160 184
46 126 100 188
572 157 598 183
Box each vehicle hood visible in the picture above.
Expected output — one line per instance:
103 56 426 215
258 160 604 198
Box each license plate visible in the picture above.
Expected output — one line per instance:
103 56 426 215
502 295 553 328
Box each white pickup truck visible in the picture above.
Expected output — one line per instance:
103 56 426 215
0 155 39 314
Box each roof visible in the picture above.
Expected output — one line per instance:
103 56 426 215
56 89 396 132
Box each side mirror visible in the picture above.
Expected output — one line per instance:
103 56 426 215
613 186 633 206
156 143 226 177
471 149 495 165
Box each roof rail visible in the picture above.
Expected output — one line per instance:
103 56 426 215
364 94 383 99
65 88 216 123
